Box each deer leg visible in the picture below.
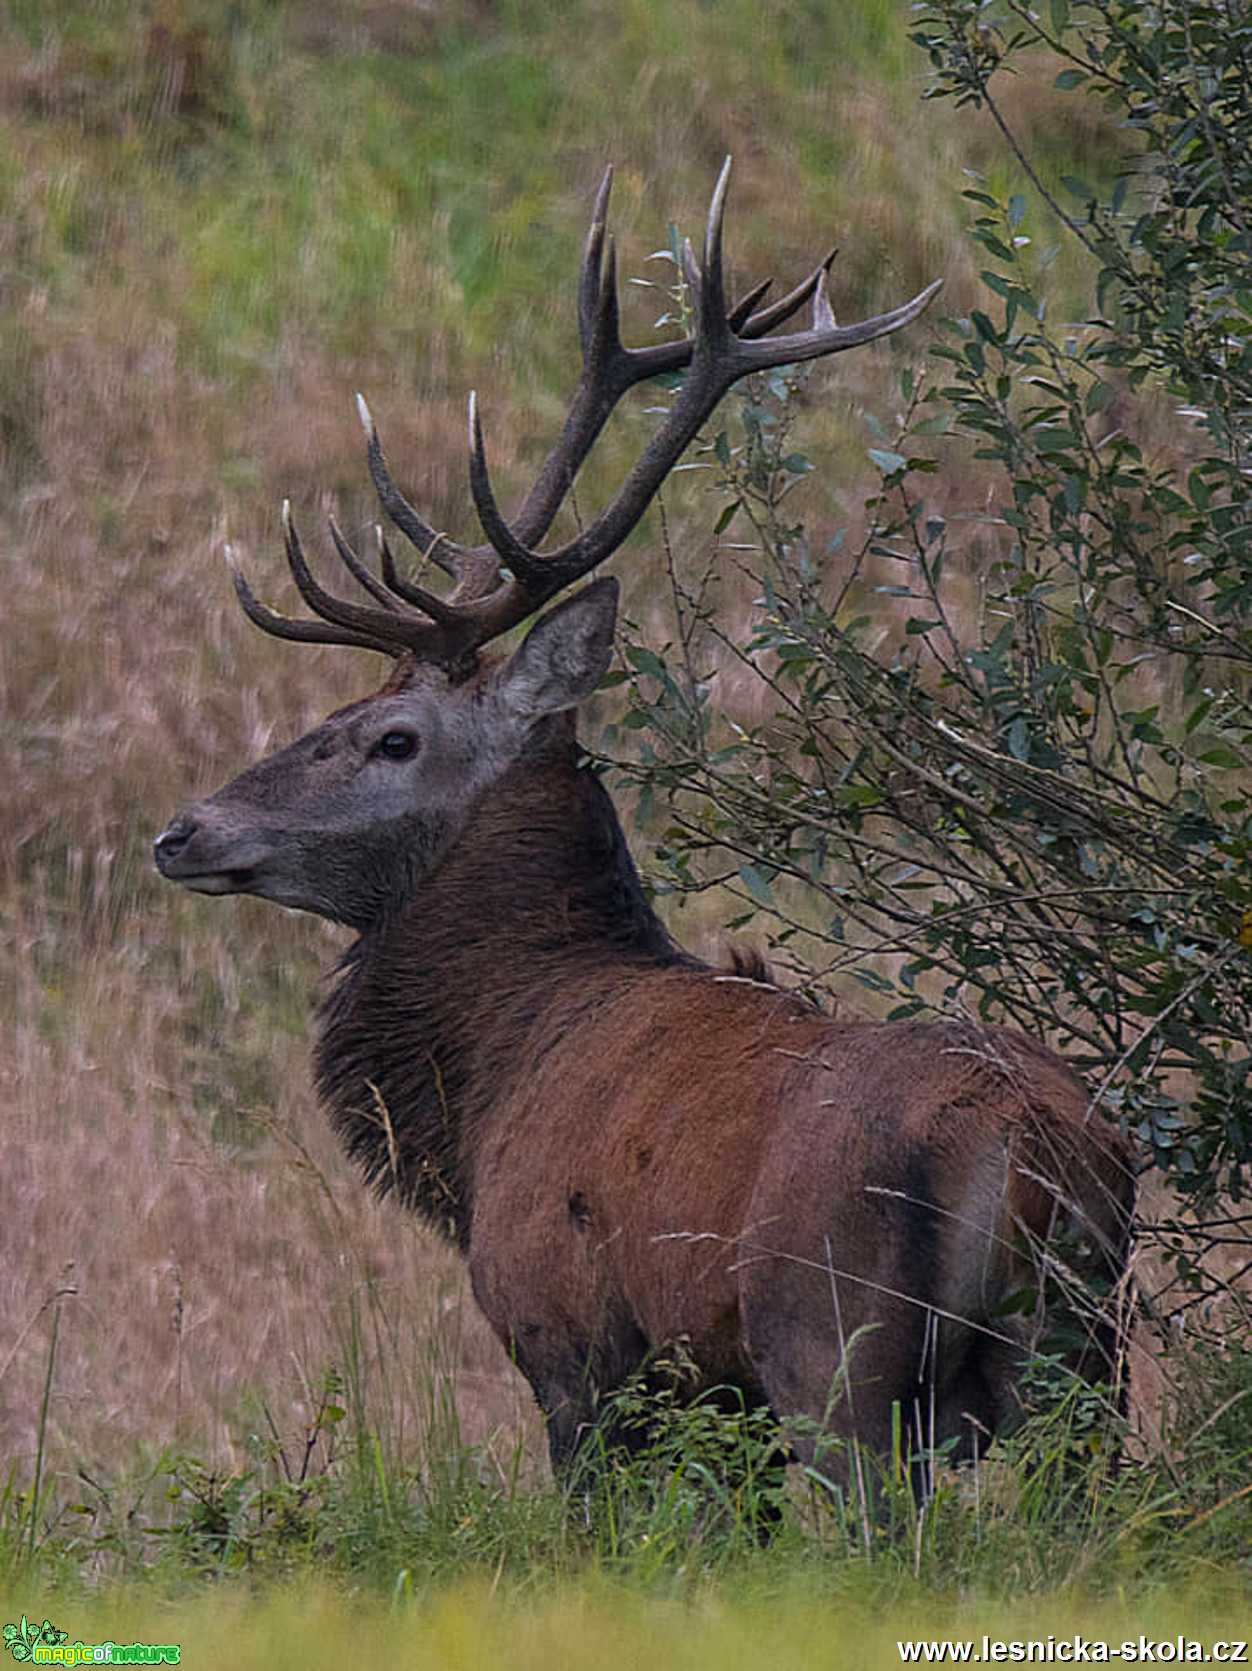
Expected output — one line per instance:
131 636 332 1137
741 1262 980 1505
504 1312 655 1482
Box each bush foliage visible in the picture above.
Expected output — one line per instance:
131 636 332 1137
617 0 1252 1272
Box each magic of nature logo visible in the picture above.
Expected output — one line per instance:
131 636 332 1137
3 1616 180 1665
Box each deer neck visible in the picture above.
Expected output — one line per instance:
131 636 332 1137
314 741 682 1247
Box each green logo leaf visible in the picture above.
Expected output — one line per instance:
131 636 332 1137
3 1616 65 1661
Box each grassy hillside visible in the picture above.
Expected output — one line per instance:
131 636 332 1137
5 0 1242 1627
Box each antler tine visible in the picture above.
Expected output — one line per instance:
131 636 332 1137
357 392 506 607
588 235 622 368
282 501 470 650
727 275 773 333
233 505 480 664
680 237 702 311
738 250 836 338
699 154 733 344
733 271 943 372
226 546 401 657
327 515 399 611
375 526 465 626
812 268 837 333
468 393 555 593
599 248 837 380
578 166 615 357
356 395 462 581
283 502 409 638
328 514 469 629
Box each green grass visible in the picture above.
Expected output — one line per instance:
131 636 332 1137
1 1576 1245 1671
3 1346 1249 1609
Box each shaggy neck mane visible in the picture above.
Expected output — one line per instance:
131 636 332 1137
315 738 687 1247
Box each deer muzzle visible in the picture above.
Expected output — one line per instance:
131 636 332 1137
153 809 272 895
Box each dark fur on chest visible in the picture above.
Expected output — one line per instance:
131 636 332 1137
314 755 686 1250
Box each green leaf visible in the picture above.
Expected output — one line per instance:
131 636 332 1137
625 645 667 679
1183 698 1214 736
738 864 774 906
1034 427 1082 453
713 500 740 535
1054 68 1086 89
838 785 884 809
975 235 1017 262
1085 379 1114 414
781 452 813 474
868 448 908 475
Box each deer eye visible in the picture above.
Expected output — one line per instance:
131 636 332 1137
375 731 417 761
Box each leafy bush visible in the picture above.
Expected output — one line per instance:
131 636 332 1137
615 0 1252 1298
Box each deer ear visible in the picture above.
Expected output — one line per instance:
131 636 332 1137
497 577 620 720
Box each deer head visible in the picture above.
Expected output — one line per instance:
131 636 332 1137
155 160 940 930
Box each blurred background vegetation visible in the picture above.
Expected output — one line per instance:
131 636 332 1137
2 0 1249 1625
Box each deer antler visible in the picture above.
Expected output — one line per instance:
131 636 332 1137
232 158 941 673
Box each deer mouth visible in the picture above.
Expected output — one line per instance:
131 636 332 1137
153 815 270 895
172 866 258 895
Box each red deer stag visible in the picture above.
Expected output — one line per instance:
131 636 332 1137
156 162 1133 1494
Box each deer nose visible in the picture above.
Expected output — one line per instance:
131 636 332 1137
154 815 198 870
